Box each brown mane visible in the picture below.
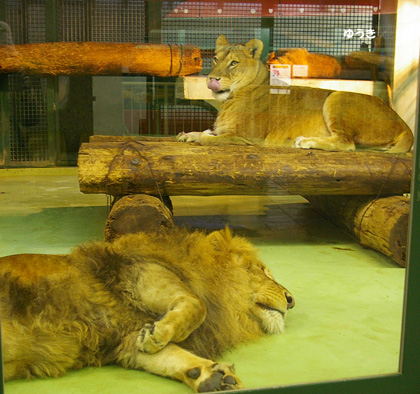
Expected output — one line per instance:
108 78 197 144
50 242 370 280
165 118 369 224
1 228 293 392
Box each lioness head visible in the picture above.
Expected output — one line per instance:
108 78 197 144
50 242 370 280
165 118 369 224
207 35 266 101
207 228 294 334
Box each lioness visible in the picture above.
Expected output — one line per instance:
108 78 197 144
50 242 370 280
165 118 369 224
178 35 412 153
0 228 294 393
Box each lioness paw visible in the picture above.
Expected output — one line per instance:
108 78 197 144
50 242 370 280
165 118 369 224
294 136 313 149
136 323 168 354
177 131 202 143
189 363 244 392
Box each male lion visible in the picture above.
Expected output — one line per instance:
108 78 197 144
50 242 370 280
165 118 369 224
0 228 294 392
178 35 412 153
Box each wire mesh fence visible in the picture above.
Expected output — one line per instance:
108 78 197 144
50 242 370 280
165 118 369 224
273 4 375 55
1 0 379 165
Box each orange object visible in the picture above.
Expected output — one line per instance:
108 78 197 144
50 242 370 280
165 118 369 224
266 48 341 78
0 42 202 76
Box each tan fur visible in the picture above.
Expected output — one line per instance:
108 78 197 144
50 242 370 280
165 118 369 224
267 48 341 78
0 228 294 393
178 35 412 153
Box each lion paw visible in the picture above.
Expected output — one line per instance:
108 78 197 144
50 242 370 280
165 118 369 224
136 323 168 354
188 363 244 392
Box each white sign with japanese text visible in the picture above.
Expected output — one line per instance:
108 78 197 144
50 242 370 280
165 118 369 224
270 64 291 94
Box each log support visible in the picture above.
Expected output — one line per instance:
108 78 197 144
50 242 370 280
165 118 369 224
105 194 173 241
78 136 412 265
306 195 410 267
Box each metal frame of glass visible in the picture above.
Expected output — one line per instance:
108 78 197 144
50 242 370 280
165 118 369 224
0 1 420 393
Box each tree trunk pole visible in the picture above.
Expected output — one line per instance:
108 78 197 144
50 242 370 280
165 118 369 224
105 194 173 241
0 43 202 76
306 195 410 266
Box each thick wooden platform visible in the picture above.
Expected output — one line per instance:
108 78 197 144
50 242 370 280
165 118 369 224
78 135 411 197
78 135 412 266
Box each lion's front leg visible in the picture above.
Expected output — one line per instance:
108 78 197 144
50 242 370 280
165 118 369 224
117 340 244 392
128 262 207 354
136 291 205 354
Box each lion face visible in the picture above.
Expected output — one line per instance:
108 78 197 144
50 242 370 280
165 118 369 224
245 256 294 334
206 35 265 101
207 228 294 335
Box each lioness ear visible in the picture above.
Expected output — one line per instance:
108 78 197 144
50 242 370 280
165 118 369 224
216 35 230 50
245 39 264 59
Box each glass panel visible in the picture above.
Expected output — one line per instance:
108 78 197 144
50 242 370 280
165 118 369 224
1 1 419 393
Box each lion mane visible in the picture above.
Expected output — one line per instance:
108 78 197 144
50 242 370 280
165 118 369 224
267 48 341 79
178 35 412 153
0 228 294 392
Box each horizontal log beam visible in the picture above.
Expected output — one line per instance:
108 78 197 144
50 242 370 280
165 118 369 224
78 138 412 197
0 43 202 76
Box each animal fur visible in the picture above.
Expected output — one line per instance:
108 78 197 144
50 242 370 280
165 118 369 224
178 35 412 153
0 228 294 393
267 48 341 78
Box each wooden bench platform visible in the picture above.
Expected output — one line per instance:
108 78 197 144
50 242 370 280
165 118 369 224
78 135 411 197
78 135 412 266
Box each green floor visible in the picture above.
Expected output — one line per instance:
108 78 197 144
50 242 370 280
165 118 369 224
0 169 405 394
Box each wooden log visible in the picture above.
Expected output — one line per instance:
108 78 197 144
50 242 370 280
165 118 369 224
306 195 410 267
78 139 412 197
89 135 177 143
0 42 202 76
104 194 173 242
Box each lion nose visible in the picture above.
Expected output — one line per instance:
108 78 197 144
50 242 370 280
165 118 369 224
285 292 295 309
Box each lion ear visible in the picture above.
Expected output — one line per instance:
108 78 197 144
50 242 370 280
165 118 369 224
216 35 230 50
245 39 264 59
208 227 233 250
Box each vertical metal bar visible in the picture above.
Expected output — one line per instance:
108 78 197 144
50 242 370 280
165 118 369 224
0 1 7 167
260 27 271 61
163 82 169 135
0 314 3 394
400 40 420 384
88 0 94 41
146 0 163 43
46 77 58 164
0 0 7 380
21 0 28 43
45 0 59 43
0 75 10 167
45 0 59 164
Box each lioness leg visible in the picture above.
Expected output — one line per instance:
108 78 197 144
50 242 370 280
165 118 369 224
117 338 244 393
294 91 356 151
294 133 355 151
178 130 261 146
295 91 412 152
129 262 207 354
